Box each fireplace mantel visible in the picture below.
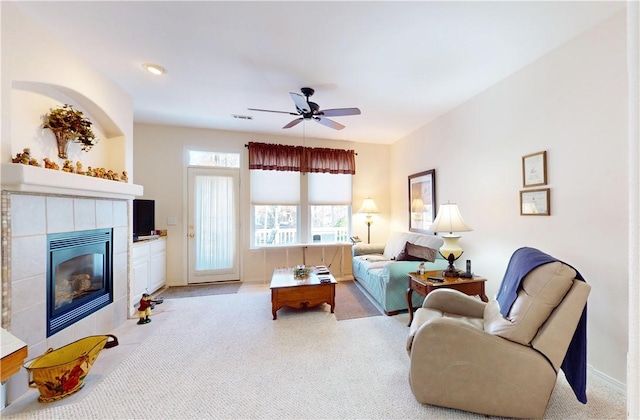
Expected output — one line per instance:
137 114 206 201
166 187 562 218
1 163 143 199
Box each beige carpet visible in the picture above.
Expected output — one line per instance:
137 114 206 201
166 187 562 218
3 285 627 419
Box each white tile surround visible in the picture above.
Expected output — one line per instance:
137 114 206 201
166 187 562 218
1 163 142 403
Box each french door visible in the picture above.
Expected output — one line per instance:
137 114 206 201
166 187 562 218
187 167 240 283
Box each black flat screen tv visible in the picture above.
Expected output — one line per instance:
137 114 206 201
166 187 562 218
133 199 155 239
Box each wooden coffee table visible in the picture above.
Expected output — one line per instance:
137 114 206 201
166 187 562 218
270 268 337 320
406 270 488 326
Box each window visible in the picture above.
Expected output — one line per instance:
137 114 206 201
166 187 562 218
308 173 351 244
310 205 349 243
254 205 298 245
188 150 240 168
250 171 352 247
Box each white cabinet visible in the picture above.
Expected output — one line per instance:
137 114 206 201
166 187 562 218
149 239 167 292
130 237 166 316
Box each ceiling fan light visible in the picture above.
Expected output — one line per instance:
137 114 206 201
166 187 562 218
142 63 166 75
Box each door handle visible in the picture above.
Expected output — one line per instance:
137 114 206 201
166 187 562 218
189 233 194 238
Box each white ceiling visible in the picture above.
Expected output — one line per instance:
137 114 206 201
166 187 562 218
13 1 625 144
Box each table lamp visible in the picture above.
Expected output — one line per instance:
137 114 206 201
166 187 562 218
357 198 379 244
430 201 473 277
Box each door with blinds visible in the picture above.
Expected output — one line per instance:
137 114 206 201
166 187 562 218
187 167 240 283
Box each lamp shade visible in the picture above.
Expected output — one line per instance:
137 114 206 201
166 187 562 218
357 198 380 214
431 202 472 234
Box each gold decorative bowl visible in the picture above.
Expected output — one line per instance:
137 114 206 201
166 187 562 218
23 335 109 402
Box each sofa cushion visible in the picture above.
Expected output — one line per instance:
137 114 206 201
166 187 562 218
383 232 443 260
352 243 385 257
383 232 413 259
484 262 575 345
411 234 444 251
396 242 437 262
361 255 389 262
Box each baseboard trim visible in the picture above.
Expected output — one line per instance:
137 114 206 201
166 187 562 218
588 364 627 395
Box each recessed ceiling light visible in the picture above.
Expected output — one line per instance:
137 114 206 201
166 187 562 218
142 63 166 75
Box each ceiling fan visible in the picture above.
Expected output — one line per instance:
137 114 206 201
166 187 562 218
248 87 361 130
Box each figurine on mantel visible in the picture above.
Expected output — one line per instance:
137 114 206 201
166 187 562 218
12 148 40 167
62 160 75 173
107 170 119 181
43 158 59 170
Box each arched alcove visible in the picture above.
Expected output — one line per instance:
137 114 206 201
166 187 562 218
8 81 128 173
12 81 123 137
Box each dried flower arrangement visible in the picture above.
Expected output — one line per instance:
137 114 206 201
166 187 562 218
43 104 99 158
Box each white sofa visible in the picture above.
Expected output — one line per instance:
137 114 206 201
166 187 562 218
352 231 449 315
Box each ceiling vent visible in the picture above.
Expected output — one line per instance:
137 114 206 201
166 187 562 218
232 114 253 120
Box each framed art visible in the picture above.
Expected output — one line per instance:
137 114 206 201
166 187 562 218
522 151 547 188
520 188 550 216
408 169 436 233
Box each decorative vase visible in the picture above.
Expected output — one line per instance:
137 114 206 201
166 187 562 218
54 130 72 159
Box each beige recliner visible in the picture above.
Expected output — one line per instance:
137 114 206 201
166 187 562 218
406 260 590 418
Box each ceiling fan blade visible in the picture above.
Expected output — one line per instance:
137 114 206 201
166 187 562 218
283 118 303 129
248 108 297 115
290 92 310 113
320 107 361 117
315 117 345 130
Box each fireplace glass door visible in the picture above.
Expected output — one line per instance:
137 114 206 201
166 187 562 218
53 249 105 310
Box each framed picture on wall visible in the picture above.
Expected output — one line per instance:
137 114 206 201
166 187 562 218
408 169 436 233
522 151 547 187
520 188 550 216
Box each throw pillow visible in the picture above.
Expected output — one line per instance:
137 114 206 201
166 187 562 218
396 242 437 262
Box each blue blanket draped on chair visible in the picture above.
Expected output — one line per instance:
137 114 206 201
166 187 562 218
496 247 588 404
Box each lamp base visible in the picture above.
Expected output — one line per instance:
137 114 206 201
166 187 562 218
442 253 462 277
443 268 462 277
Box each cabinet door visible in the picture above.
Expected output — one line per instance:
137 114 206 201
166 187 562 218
132 256 150 303
150 251 166 293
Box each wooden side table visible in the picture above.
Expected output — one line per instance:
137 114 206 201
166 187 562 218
406 271 488 326
1 328 28 382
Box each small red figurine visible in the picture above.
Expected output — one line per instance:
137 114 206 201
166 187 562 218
137 293 153 325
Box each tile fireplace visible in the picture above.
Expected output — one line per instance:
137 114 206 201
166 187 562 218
1 163 143 403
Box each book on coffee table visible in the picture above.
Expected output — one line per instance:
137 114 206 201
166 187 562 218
315 265 330 274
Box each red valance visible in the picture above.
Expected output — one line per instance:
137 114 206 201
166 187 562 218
248 142 356 174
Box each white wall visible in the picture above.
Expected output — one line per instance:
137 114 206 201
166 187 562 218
626 1 639 415
390 13 628 384
132 123 390 285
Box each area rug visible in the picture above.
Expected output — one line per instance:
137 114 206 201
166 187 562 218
334 280 382 320
159 282 241 299
159 280 381 320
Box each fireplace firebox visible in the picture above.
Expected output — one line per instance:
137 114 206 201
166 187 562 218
47 228 113 337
